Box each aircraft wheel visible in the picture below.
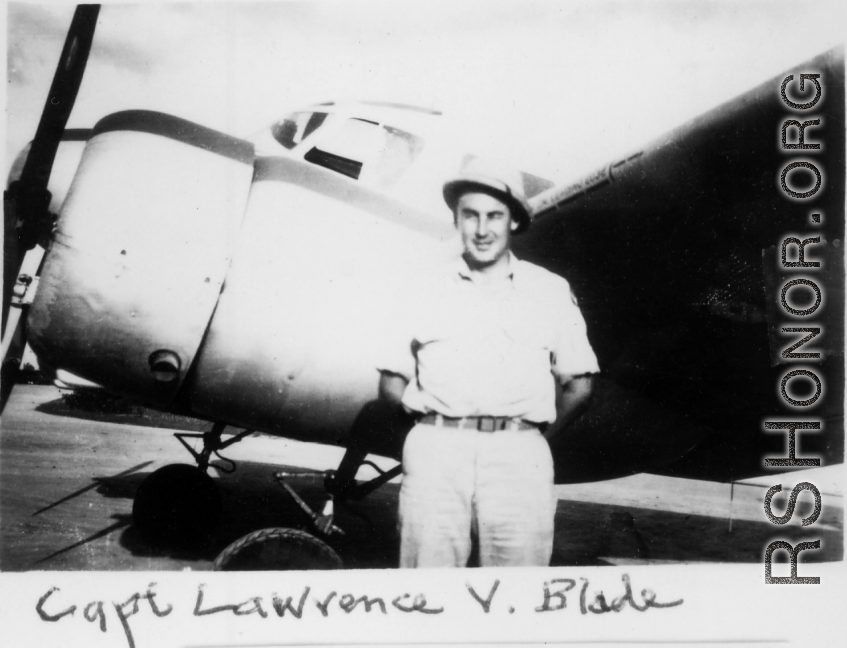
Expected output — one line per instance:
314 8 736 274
213 528 343 571
132 464 221 549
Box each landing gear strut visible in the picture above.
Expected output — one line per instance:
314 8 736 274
173 422 255 473
134 402 409 567
213 445 402 571
277 447 402 540
212 400 411 570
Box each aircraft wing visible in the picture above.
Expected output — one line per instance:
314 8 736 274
515 47 844 482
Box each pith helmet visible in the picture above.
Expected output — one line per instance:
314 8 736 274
443 157 532 234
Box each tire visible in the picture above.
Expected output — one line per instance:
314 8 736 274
213 527 343 571
132 464 221 550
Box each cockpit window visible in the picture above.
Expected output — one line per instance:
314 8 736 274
304 118 424 189
271 111 329 150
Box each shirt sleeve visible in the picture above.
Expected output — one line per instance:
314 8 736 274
551 284 600 381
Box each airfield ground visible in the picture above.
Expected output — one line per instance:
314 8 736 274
1 385 842 571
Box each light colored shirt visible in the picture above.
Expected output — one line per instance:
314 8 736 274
378 253 599 423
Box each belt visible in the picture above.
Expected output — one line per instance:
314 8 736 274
419 413 538 432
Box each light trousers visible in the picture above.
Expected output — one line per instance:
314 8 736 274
399 422 557 568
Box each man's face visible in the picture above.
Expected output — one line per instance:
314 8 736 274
455 191 516 268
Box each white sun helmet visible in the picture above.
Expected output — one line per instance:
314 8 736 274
442 156 532 233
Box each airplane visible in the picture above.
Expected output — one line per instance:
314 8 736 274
3 5 843 569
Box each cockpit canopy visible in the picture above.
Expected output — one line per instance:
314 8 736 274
251 101 553 218
256 101 440 193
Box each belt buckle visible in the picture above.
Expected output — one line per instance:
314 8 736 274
477 416 497 432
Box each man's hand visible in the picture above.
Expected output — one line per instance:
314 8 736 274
543 374 594 442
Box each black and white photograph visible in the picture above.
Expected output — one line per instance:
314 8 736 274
2 1 845 646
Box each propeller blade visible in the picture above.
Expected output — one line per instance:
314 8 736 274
18 4 100 195
2 5 100 410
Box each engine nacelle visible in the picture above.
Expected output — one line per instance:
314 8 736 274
28 111 255 407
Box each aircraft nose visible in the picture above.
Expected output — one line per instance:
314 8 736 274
27 110 255 409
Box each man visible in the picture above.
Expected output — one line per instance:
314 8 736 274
377 157 599 568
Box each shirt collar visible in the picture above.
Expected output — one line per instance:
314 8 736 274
455 251 522 285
